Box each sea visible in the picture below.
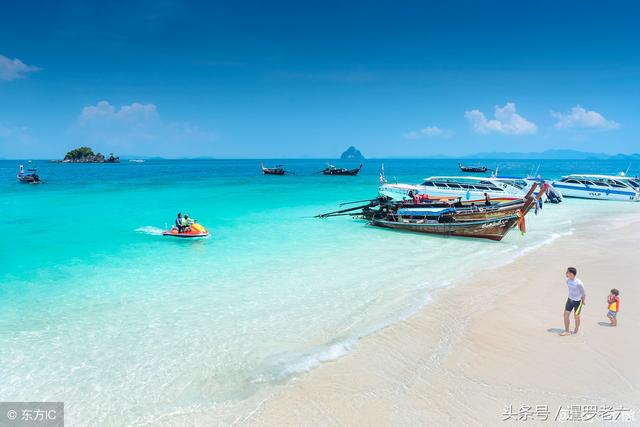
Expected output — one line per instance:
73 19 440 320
0 158 638 425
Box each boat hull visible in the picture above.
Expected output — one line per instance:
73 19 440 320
162 230 209 238
371 215 519 241
551 183 639 201
17 175 42 184
323 168 361 176
262 169 285 175
162 224 209 238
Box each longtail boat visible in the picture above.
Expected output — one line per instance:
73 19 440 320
370 214 520 241
320 164 363 176
17 164 44 184
458 163 489 173
369 183 542 241
261 163 292 175
316 183 544 241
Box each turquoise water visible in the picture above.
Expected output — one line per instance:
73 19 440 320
0 159 638 425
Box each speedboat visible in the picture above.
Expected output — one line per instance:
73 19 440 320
551 174 640 201
17 164 43 184
380 176 527 203
163 223 210 238
492 176 563 204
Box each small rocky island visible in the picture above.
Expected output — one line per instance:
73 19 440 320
340 146 365 160
54 147 120 163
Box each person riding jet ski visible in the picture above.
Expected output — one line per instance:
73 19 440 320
183 214 196 231
175 213 184 232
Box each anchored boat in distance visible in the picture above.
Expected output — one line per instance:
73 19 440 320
458 163 489 173
17 164 43 184
319 164 363 176
261 163 293 175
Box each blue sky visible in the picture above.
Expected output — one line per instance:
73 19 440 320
1 0 639 158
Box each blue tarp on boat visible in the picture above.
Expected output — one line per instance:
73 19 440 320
397 207 456 216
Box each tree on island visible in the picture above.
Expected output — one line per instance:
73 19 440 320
63 146 119 163
64 146 98 160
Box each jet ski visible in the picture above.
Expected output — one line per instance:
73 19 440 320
162 222 209 238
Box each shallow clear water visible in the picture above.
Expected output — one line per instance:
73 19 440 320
0 159 637 425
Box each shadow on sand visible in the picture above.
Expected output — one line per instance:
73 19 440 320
597 322 613 327
546 328 565 334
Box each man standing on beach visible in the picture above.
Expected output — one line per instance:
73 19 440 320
561 267 586 336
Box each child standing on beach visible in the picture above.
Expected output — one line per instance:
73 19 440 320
607 289 620 326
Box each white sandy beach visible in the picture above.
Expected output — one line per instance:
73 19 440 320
243 211 640 426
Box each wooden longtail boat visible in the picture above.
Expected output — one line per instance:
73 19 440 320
369 183 543 241
370 214 521 241
17 164 44 184
261 163 291 175
321 164 363 176
458 162 489 173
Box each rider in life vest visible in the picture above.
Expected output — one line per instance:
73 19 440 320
607 288 620 327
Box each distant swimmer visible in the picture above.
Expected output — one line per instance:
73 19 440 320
561 267 586 336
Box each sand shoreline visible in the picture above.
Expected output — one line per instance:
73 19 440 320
243 211 640 426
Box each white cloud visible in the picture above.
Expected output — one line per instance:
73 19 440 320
0 54 41 80
0 123 38 158
74 101 214 155
403 126 453 139
465 102 537 135
79 100 158 124
551 105 619 130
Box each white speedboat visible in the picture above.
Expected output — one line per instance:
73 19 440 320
380 176 527 203
492 176 563 203
551 174 640 201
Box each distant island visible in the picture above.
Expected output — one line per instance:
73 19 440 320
462 149 640 161
340 146 365 160
50 147 120 163
385 149 640 160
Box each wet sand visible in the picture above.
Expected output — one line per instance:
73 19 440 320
243 212 640 426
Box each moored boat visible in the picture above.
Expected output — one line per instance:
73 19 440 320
317 183 543 241
261 163 290 175
458 163 489 173
320 164 362 176
492 175 563 204
551 174 640 201
17 164 43 184
369 183 542 241
370 214 521 241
